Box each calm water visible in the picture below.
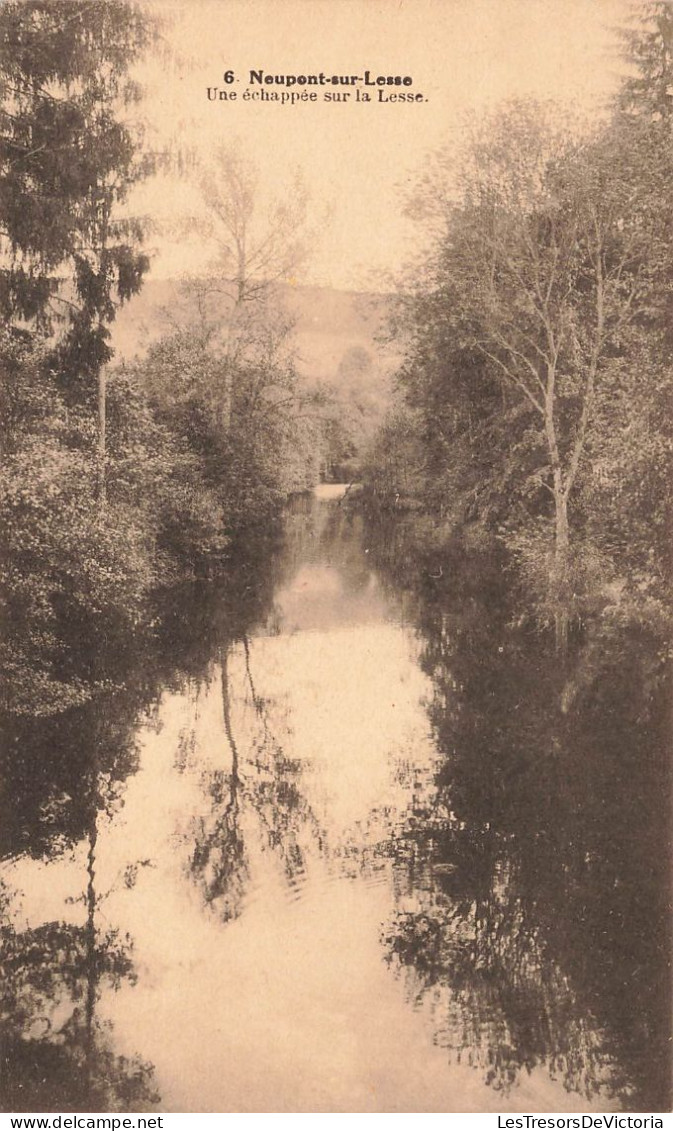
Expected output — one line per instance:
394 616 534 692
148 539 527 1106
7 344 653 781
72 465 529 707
1 487 670 1112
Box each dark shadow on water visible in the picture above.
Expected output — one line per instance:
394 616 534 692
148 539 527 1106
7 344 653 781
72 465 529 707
2 495 670 1112
0 519 285 1109
187 637 327 922
367 514 672 1111
1 800 159 1113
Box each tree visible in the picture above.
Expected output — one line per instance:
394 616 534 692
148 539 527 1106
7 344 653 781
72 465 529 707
132 305 312 538
394 98 671 647
0 0 156 513
618 0 673 120
199 142 310 305
0 2 160 717
0 1 154 360
168 143 313 431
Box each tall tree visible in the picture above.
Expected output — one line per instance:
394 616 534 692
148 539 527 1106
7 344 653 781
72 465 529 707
199 142 310 306
0 0 155 511
618 0 673 120
0 2 158 716
394 99 670 647
170 144 312 430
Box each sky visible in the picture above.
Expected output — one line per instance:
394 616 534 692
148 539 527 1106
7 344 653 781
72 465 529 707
131 0 634 291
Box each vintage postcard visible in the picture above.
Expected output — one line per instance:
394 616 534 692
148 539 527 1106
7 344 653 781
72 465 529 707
1 0 670 1117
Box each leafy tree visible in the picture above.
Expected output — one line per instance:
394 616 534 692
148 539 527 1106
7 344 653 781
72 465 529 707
127 305 312 572
0 1 158 717
385 89 672 646
618 0 673 120
199 142 310 305
166 143 313 431
0 0 154 392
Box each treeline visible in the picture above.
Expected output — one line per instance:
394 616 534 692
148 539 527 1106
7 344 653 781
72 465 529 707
366 1 672 648
0 2 319 719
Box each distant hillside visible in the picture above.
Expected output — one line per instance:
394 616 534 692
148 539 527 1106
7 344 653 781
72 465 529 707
111 278 400 390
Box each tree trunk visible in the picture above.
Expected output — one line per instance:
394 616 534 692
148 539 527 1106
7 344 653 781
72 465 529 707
553 488 570 654
544 368 570 656
84 787 99 1089
97 365 106 510
220 367 232 432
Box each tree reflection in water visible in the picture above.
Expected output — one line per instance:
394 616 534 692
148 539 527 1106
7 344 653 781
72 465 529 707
188 636 325 921
1 666 165 1111
148 523 323 919
1 522 286 1108
189 647 249 922
1 791 158 1112
371 523 671 1111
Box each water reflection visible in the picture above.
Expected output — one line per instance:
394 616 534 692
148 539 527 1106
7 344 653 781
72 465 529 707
189 648 249 922
1 804 158 1112
1 698 143 863
187 640 325 921
269 494 395 633
1 491 669 1112
369 522 672 1111
1 525 283 1112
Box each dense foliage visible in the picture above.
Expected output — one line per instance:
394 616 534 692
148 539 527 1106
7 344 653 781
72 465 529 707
0 2 320 720
365 3 673 647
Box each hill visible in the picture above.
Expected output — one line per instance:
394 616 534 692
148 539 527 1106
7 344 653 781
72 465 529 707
111 278 399 390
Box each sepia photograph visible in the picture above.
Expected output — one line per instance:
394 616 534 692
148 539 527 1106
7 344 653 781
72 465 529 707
0 0 671 1116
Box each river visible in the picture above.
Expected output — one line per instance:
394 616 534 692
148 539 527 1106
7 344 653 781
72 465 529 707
1 486 670 1112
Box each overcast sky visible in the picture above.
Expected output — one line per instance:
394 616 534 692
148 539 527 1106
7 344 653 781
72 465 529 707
132 0 633 291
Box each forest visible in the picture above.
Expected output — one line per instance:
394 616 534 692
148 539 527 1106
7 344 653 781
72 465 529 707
0 0 668 740
0 0 344 721
365 2 672 659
